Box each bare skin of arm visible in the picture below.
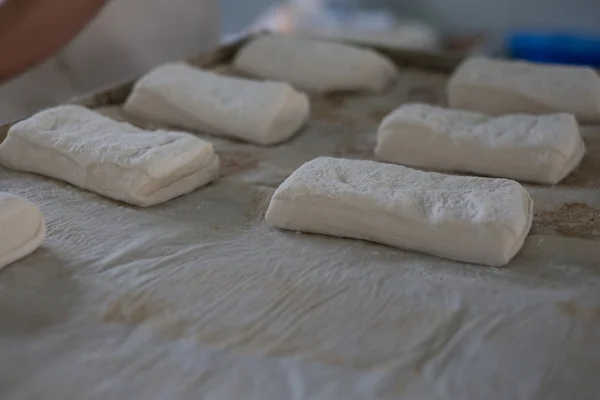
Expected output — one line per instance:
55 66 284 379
0 0 109 84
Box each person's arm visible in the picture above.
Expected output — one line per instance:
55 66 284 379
0 0 109 84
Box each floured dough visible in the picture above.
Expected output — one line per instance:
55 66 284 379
0 105 219 207
0 193 45 270
266 157 533 266
233 34 399 93
376 104 585 184
124 62 310 145
448 57 600 122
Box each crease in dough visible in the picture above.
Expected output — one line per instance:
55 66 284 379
0 193 46 270
375 103 585 184
124 62 310 145
233 33 399 93
266 157 533 267
448 57 600 122
0 105 219 207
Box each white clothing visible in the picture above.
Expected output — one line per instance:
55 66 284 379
0 0 219 123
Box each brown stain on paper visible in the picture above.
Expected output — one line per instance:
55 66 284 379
244 187 272 222
366 85 441 124
315 92 349 107
368 108 395 123
100 292 166 326
310 93 355 127
98 288 351 363
561 152 600 187
100 292 194 341
561 136 600 188
533 202 600 239
555 300 600 320
98 280 462 371
101 291 361 370
406 86 441 105
334 143 376 160
218 150 260 177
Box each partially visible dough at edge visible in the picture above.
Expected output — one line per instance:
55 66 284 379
0 192 46 270
448 57 600 122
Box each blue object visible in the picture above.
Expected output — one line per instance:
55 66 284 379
507 31 600 68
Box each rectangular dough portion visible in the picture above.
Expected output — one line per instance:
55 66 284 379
375 104 585 184
233 33 399 93
124 62 310 145
448 57 600 122
266 157 533 266
0 106 219 207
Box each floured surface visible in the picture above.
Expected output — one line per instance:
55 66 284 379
1 168 599 400
1 65 600 399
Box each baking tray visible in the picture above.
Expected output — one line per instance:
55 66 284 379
0 32 599 399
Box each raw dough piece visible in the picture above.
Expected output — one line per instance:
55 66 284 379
0 105 219 207
124 62 309 145
266 157 533 266
0 193 45 270
233 34 399 93
376 104 585 184
448 57 600 122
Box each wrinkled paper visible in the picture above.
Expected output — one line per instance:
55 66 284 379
1 68 599 400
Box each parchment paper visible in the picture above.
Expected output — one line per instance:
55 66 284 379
1 63 599 400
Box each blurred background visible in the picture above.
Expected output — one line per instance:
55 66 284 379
225 0 600 67
1 0 598 123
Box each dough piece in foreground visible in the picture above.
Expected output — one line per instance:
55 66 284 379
448 57 600 122
124 62 310 145
266 157 533 267
376 104 585 184
0 193 45 270
0 105 219 207
233 34 399 93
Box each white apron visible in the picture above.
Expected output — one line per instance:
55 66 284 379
0 0 219 123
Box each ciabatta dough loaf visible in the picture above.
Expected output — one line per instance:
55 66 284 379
0 193 46 270
124 62 309 145
0 106 219 207
448 57 600 122
376 104 585 184
266 157 533 267
233 34 399 93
